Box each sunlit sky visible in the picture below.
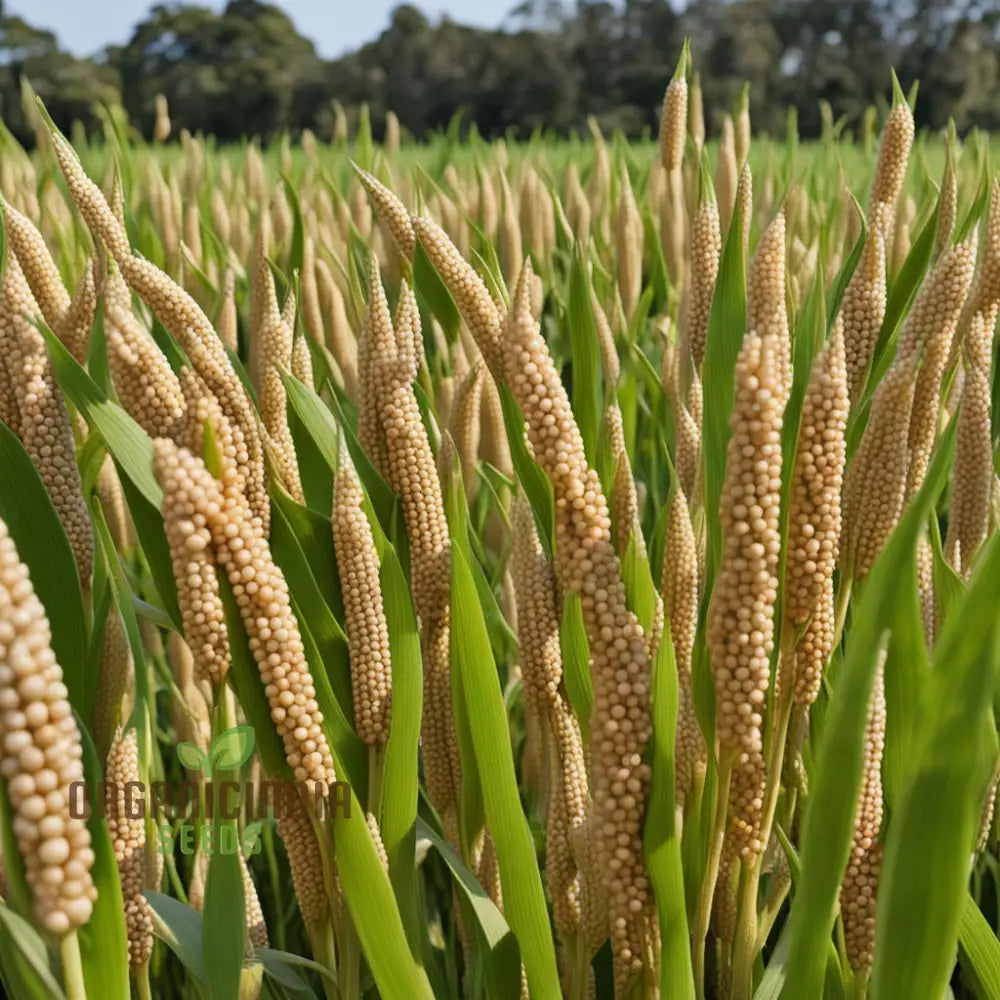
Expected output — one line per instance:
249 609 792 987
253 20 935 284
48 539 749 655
4 0 517 58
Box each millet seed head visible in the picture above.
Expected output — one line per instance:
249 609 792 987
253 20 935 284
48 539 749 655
333 441 392 745
105 728 154 970
0 517 97 935
784 320 848 704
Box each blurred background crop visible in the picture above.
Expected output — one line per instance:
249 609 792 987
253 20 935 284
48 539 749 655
0 0 998 145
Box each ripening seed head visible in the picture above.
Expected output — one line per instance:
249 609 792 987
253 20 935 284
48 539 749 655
662 485 703 805
840 654 886 972
240 850 268 949
105 728 154 970
412 215 504 380
510 496 563 724
1 199 72 331
151 440 337 792
91 610 134 759
502 260 652 978
153 443 231 688
685 189 722 371
868 99 915 236
217 268 238 353
277 794 328 929
357 256 397 478
748 211 791 404
106 298 187 442
784 320 848 704
843 352 919 580
707 330 783 857
333 443 392 745
659 69 687 174
0 517 97 935
946 314 993 577
902 236 978 498
355 166 416 261
0 251 93 585
842 225 887 407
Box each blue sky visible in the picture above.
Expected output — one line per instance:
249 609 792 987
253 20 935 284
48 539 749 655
5 0 516 58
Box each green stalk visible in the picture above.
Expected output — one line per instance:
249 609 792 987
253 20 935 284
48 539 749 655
833 574 854 649
730 644 794 998
136 963 154 1000
59 930 87 1000
692 751 734 1000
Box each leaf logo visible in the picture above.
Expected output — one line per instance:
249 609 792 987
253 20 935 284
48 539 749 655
176 726 255 773
209 726 256 771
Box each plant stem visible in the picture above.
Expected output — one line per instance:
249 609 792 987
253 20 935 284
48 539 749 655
569 934 590 1000
730 645 795 999
59 930 87 1000
729 858 759 1000
692 752 734 1000
136 963 154 1000
367 745 384 817
833 574 854 650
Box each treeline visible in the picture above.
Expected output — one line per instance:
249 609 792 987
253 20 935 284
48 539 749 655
0 0 998 146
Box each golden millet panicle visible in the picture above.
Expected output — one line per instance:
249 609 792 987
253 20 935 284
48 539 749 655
659 70 687 175
357 256 397 478
946 314 993 577
393 279 424 380
840 653 886 974
902 236 978 499
783 321 848 704
509 496 563 731
662 484 703 806
217 268 238 353
412 216 505 380
498 171 524 287
376 350 460 828
502 261 652 982
46 130 269 528
291 327 315 389
59 263 97 366
356 166 416 261
684 188 722 371
0 251 93 585
124 254 269 528
241 850 269 949
105 297 187 442
707 331 783 858
154 444 231 689
689 73 705 152
0 517 97 935
332 442 392 746
747 211 791 405
449 362 484 501
299 236 324 349
716 116 738 233
842 352 919 580
1 200 71 332
868 98 915 240
841 225 887 407
45 122 132 261
151 440 337 791
606 403 643 558
91 609 134 760
662 339 702 501
166 633 212 753
615 169 643 322
105 728 154 971
255 245 304 503
591 288 620 388
277 794 328 930
933 147 957 260
96 454 134 552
